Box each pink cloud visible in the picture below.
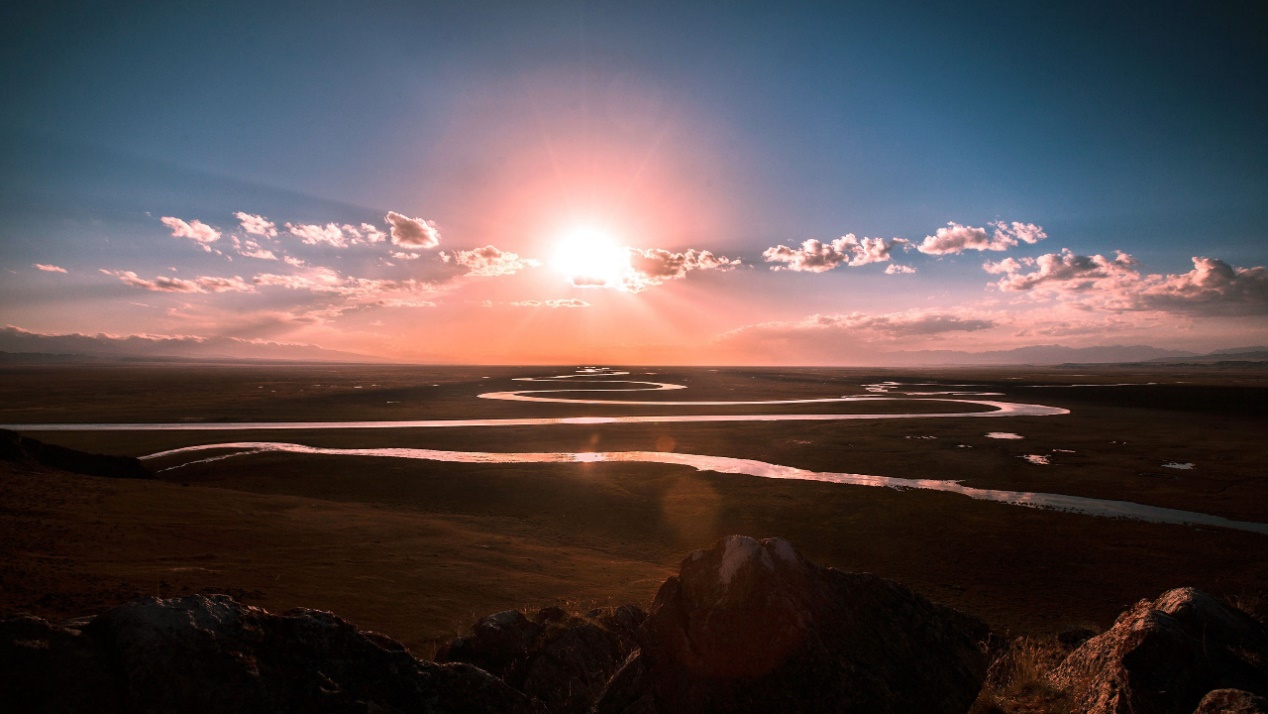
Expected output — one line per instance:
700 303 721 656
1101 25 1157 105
386 211 440 248
33 263 67 273
717 308 1001 363
1138 257 1268 315
234 212 278 238
885 264 917 275
286 222 348 248
763 235 906 272
917 221 1046 255
343 223 387 244
251 266 440 311
161 216 221 247
231 237 277 260
985 250 1268 316
102 269 254 294
985 249 1139 292
724 309 997 341
623 247 740 291
442 245 539 277
511 298 589 308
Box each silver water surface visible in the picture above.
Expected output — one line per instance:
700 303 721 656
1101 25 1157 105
143 441 1268 536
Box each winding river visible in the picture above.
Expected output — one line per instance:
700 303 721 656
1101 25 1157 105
9 368 1266 535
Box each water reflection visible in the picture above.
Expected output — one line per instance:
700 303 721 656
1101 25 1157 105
142 441 1268 536
2 368 1069 431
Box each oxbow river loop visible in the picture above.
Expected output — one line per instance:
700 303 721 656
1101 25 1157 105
10 368 1267 535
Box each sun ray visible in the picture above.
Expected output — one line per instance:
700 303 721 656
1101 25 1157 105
552 225 631 288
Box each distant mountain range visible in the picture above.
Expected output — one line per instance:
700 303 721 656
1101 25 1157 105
881 344 1268 366
3 324 1266 366
0 326 386 363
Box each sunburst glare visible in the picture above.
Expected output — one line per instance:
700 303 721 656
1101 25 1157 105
552 225 631 289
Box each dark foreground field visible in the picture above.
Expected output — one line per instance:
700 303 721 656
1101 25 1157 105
2 362 1266 656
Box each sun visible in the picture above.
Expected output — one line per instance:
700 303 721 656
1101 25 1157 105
552 225 631 288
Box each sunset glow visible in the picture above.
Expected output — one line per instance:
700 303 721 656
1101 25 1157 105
0 3 1264 364
552 226 631 289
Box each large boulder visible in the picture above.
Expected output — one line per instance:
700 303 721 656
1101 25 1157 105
1193 689 1268 714
595 535 991 713
438 604 646 714
1052 587 1268 714
0 594 540 713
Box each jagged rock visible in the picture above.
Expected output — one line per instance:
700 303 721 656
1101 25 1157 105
0 594 540 713
1052 587 1268 714
436 609 543 678
1194 689 1268 714
0 429 151 479
438 604 646 714
594 535 991 714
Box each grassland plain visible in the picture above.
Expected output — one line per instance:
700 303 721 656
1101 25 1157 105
1 362 1265 655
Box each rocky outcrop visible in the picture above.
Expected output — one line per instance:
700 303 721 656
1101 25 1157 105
30 537 1264 713
1052 587 1268 714
0 594 540 713
0 429 151 479
593 535 991 713
437 605 645 714
1193 689 1268 714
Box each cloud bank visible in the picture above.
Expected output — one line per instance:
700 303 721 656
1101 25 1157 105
624 248 741 291
985 251 1268 316
763 235 907 272
917 221 1046 255
103 270 253 294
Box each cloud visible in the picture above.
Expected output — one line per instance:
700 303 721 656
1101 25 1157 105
1137 257 1268 316
283 256 306 267
251 267 345 293
916 221 1046 255
161 216 221 249
813 310 996 336
724 309 997 341
624 247 741 291
194 275 255 293
511 298 589 308
717 308 1000 363
986 250 1268 316
33 263 67 273
343 223 387 244
234 238 277 260
386 211 441 248
885 264 917 275
286 222 348 248
985 249 1139 292
102 269 254 294
442 245 540 277
251 266 440 311
234 212 278 238
763 235 907 272
391 251 422 261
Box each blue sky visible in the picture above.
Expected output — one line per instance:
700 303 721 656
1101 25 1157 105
2 1 1265 363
